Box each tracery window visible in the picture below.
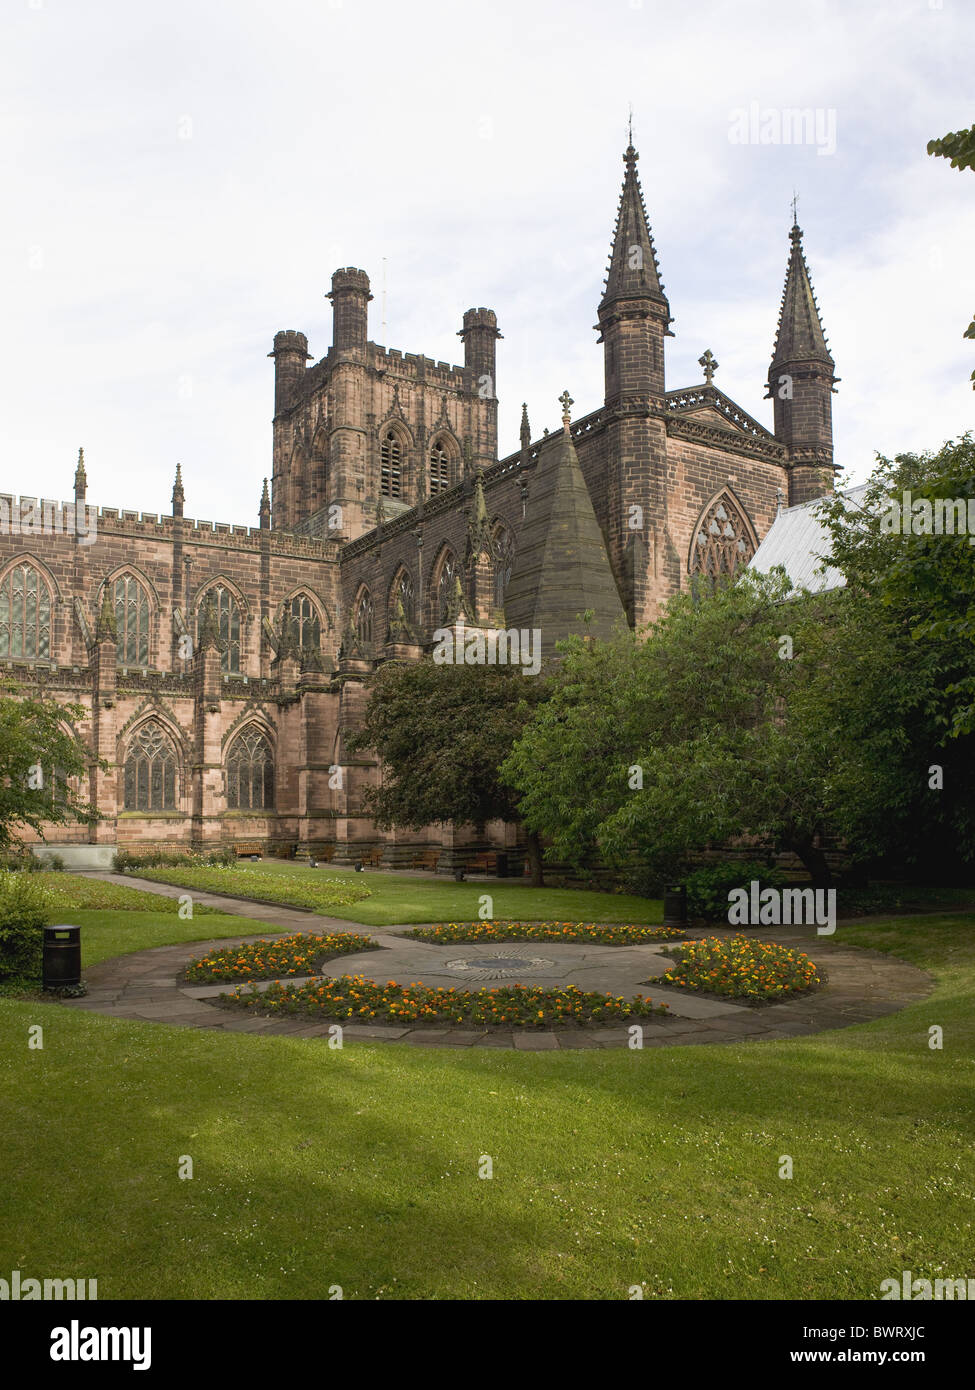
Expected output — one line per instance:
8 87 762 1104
198 585 241 673
123 721 178 812
355 590 373 645
690 494 756 590
380 432 402 498
429 440 451 496
226 728 274 811
395 570 416 624
492 524 515 609
436 550 456 623
113 574 150 667
289 593 321 650
0 563 52 659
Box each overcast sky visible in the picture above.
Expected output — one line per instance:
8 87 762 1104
2 0 972 525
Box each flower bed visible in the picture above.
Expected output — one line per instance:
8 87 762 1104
185 932 377 983
661 935 820 1002
221 975 670 1028
403 920 684 945
136 866 372 911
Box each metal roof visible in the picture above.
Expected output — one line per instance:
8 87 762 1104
748 484 869 593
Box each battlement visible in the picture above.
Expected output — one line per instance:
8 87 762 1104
367 343 470 385
0 492 339 559
329 267 372 296
271 329 310 356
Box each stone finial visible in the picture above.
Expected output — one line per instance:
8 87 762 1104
259 477 271 530
95 585 117 643
520 402 531 452
172 462 185 516
698 350 719 386
559 390 574 433
74 447 87 498
197 593 221 652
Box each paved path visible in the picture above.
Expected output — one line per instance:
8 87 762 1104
60 874 935 1049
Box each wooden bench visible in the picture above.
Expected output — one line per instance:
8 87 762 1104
233 841 263 858
465 852 498 874
411 848 441 871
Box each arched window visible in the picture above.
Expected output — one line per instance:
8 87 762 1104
429 439 452 496
112 574 150 667
124 721 178 812
0 563 52 660
289 593 321 650
355 590 373 645
226 728 274 811
395 570 416 624
380 431 402 498
198 585 241 673
435 550 456 623
493 524 515 609
690 493 756 591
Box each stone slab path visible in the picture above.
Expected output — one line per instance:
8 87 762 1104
59 874 935 1049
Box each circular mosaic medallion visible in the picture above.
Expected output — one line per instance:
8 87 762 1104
443 953 557 981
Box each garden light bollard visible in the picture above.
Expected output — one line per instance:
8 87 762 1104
43 924 82 990
663 884 688 929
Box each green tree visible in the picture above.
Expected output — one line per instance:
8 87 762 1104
927 123 975 387
347 660 550 883
0 684 97 850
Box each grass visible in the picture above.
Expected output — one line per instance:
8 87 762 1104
134 859 664 926
1 907 973 1299
38 872 223 915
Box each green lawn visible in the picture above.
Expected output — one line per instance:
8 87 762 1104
1 909 973 1300
134 859 665 926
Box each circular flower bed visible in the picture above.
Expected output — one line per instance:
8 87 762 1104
185 932 377 984
404 920 684 945
221 975 670 1028
661 935 820 1002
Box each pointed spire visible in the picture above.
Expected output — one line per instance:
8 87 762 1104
520 402 531 453
74 447 87 500
259 477 271 530
600 140 667 310
770 219 833 367
172 462 185 517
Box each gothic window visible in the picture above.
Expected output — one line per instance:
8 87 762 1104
197 585 241 673
112 574 150 667
380 431 402 499
289 593 321 650
0 563 52 660
123 721 178 812
492 524 515 609
435 550 456 623
226 728 274 812
429 439 451 496
355 590 373 645
689 494 756 590
395 570 416 624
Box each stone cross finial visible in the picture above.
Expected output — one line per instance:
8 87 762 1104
698 350 719 386
559 389 574 432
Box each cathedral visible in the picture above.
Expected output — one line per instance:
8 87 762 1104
1 141 838 869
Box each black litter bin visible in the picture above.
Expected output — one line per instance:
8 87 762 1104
496 851 509 878
43 924 81 990
663 884 688 928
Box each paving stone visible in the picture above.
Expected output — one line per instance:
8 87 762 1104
402 1030 453 1044
512 1033 559 1050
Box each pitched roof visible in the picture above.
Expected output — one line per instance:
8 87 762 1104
748 484 868 593
504 427 626 657
771 222 833 366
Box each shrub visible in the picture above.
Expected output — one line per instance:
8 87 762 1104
662 934 820 1001
0 870 54 980
684 861 787 922
114 847 236 871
